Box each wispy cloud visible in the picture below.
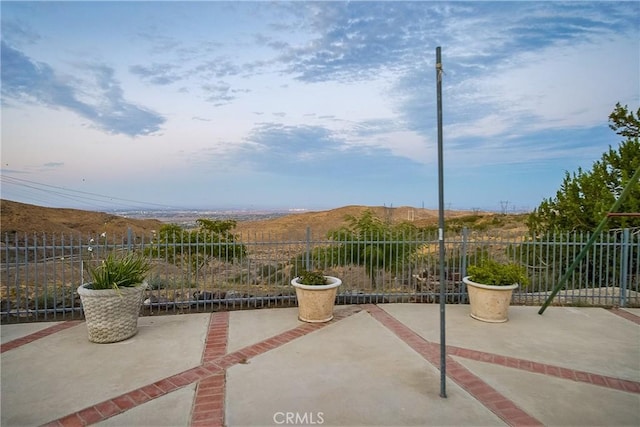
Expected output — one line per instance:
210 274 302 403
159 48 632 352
0 18 40 46
129 63 182 85
278 2 436 83
201 81 250 106
248 123 342 164
382 1 639 166
236 122 428 180
1 42 165 137
1 1 637 210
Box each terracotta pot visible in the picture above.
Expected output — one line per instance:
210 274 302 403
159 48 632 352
462 276 518 323
291 276 342 323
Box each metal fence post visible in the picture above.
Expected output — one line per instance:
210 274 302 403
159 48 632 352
461 227 469 302
620 228 630 307
305 226 311 271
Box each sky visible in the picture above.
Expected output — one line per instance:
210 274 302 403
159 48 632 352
1 1 639 213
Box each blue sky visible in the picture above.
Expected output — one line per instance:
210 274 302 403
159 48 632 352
1 1 638 212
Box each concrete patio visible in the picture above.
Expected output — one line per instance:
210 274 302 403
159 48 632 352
1 304 639 426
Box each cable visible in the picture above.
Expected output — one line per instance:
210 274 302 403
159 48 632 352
0 175 175 210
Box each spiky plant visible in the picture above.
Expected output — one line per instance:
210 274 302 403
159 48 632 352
87 252 150 290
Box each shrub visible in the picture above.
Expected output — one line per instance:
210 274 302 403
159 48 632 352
467 259 529 287
296 270 328 285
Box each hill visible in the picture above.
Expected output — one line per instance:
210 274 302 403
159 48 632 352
237 205 437 238
0 199 164 237
0 199 529 240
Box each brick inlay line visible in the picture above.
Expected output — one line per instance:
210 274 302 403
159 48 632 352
609 307 640 325
191 311 229 427
40 306 363 427
201 311 229 362
191 305 363 427
446 345 640 394
1 320 82 353
37 304 634 427
365 305 544 427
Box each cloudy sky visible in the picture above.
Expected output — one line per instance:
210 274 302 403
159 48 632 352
1 1 638 213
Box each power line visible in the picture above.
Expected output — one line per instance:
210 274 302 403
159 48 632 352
0 175 174 210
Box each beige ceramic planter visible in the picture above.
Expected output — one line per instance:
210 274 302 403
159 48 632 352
462 276 518 323
291 276 342 323
77 283 147 343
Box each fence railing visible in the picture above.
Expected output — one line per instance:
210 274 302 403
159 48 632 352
2 227 638 323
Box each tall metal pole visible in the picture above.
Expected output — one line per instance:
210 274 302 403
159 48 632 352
436 46 447 398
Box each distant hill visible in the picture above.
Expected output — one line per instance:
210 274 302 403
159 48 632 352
0 199 164 237
235 205 442 239
0 199 528 240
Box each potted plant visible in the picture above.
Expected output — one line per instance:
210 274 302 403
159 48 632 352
77 251 150 343
291 269 342 323
462 258 529 323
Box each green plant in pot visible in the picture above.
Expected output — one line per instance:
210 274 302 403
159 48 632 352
85 251 151 290
466 259 529 287
296 269 330 286
77 252 151 343
291 269 342 323
463 259 529 323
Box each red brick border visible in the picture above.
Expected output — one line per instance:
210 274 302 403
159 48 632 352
190 312 229 426
29 304 639 427
609 307 640 325
41 365 222 427
446 345 640 394
364 305 544 427
190 305 362 426
201 312 229 362
40 306 363 427
1 321 82 353
191 373 226 427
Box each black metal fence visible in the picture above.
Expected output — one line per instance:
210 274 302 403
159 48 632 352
2 227 638 323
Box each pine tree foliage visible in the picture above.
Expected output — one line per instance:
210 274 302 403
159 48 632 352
527 104 640 234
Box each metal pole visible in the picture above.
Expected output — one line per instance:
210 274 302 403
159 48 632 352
305 226 311 270
538 166 640 314
620 228 630 307
436 46 447 398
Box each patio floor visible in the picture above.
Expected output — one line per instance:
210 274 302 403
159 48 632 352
1 304 639 426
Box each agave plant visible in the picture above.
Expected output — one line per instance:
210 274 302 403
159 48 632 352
86 252 150 290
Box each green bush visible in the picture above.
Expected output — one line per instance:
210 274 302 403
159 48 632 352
296 270 328 285
467 259 529 287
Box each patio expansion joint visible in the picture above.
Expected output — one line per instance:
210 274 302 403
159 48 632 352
39 306 364 427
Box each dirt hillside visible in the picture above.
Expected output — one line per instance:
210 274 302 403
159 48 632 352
0 199 164 237
236 205 441 238
0 199 528 240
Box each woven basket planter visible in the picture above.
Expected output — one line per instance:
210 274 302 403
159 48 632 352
77 283 147 343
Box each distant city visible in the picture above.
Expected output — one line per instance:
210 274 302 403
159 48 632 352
111 208 307 228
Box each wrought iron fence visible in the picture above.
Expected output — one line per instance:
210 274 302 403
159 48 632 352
1 227 638 323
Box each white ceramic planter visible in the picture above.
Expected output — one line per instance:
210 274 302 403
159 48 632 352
462 276 518 323
291 276 342 323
